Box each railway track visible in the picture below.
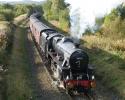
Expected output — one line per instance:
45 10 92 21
28 29 93 100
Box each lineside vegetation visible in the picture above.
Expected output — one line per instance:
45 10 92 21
82 3 125 99
42 0 70 32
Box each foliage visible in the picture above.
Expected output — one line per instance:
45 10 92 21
104 9 118 27
0 9 14 21
0 3 43 64
83 4 125 98
14 4 31 17
0 14 6 21
93 3 125 39
14 4 43 17
101 17 125 38
59 9 70 31
0 4 14 21
117 3 125 19
7 26 34 100
42 0 70 31
0 21 12 64
0 4 37 99
94 16 104 32
84 25 93 35
42 0 52 20
82 35 125 99
0 3 43 21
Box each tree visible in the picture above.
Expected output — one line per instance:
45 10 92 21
84 25 93 35
42 0 52 20
42 0 70 31
104 9 118 27
94 16 104 32
59 9 70 31
0 4 14 21
117 3 125 19
14 4 29 17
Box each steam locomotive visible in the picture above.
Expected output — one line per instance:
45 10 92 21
29 13 96 96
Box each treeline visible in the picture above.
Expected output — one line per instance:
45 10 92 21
42 0 70 31
0 4 14 21
0 1 70 31
85 3 125 39
0 3 43 22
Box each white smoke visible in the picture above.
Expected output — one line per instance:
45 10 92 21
66 0 124 38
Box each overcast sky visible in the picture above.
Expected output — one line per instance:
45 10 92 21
0 0 43 2
0 0 22 1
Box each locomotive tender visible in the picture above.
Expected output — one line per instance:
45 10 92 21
29 13 96 95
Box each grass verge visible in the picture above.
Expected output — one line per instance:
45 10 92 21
6 25 33 100
81 35 125 99
0 20 14 100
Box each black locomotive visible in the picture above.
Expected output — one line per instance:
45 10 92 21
29 13 96 96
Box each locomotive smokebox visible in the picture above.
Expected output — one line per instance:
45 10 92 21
69 50 89 73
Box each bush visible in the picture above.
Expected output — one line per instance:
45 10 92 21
0 9 14 21
94 3 125 39
0 21 12 63
0 4 14 21
59 9 70 31
0 14 6 21
14 4 29 17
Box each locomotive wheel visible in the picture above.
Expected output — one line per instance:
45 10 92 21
86 89 96 100
66 85 74 96
66 89 74 96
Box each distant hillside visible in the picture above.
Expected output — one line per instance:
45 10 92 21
0 0 44 4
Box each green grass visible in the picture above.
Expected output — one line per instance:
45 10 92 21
6 26 33 100
82 35 125 99
0 20 13 100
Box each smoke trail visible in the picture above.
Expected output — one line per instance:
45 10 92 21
66 0 124 39
70 8 80 38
